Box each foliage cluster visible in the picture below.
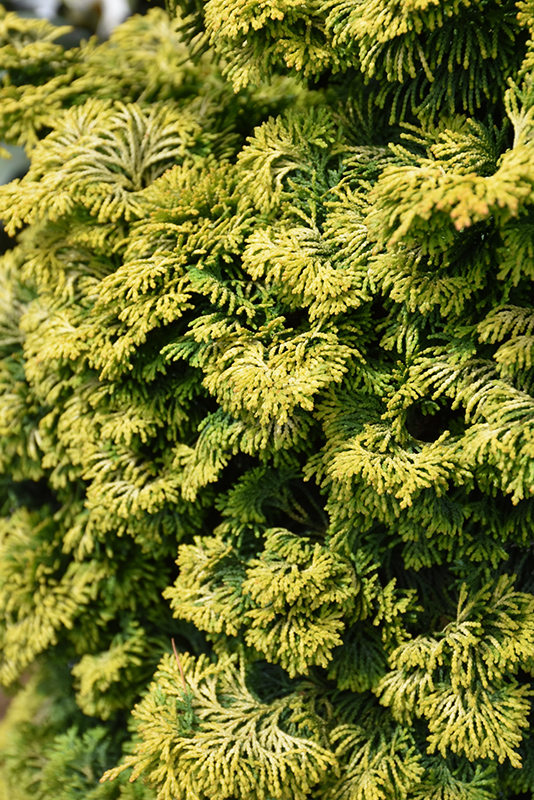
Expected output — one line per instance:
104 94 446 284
2 0 534 798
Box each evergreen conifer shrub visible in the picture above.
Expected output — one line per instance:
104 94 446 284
2 0 534 797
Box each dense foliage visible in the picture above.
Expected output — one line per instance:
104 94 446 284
2 1 534 798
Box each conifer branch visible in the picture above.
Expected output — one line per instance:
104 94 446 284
171 637 188 693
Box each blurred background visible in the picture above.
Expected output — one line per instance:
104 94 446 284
4 0 150 39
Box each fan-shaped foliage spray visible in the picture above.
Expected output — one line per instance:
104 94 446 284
1 1 534 798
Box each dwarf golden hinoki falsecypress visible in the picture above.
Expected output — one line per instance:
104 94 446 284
1 1 534 798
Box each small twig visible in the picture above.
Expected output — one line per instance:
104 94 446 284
171 638 188 693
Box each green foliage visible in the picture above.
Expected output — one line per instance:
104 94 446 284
0 671 156 800
378 575 534 766
2 0 534 798
187 0 527 123
103 652 337 800
165 528 360 676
